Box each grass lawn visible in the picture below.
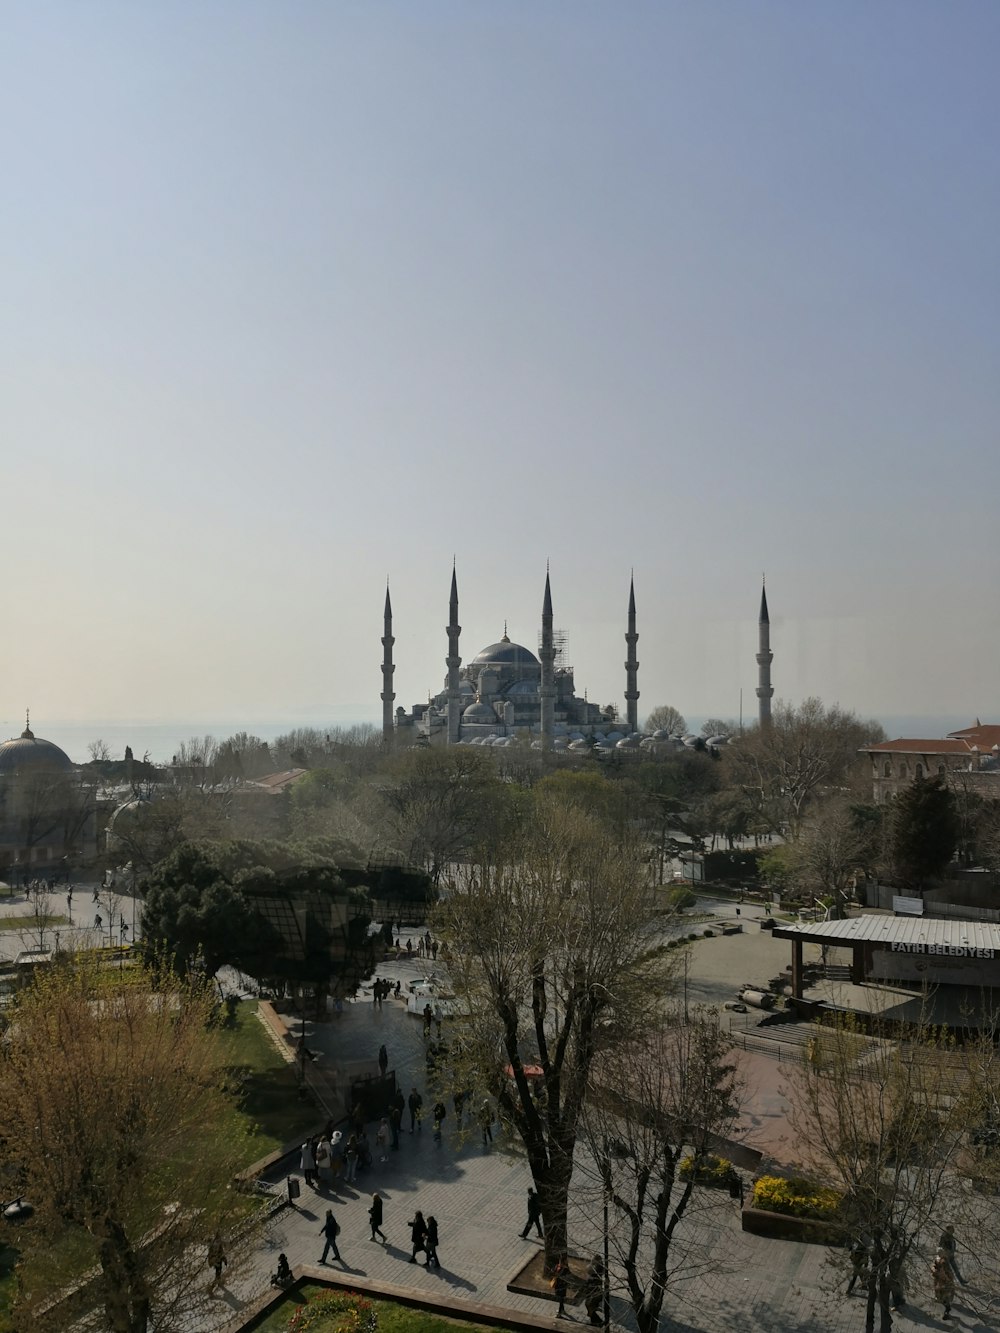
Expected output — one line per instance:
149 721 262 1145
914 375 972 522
215 1000 321 1165
248 1283 509 1332
0 915 70 932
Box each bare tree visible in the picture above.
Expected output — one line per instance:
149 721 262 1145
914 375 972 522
87 738 112 763
789 798 880 915
726 698 885 839
438 793 673 1270
787 1011 983 1333
644 705 686 735
579 1009 746 1333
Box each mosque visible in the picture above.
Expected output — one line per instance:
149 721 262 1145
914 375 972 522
0 715 98 881
381 570 775 751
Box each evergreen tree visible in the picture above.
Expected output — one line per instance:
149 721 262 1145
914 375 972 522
890 776 959 891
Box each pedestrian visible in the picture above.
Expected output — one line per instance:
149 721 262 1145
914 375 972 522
408 1087 423 1132
423 1004 433 1039
479 1099 493 1147
938 1224 966 1285
408 1209 428 1262
887 1250 906 1312
431 939 438 961
376 1117 390 1162
417 937 425 958
352 1101 365 1137
424 930 431 954
583 1253 605 1327
551 1258 569 1318
390 1103 402 1150
453 1089 466 1124
394 978 402 997
300 1139 317 1189
434 1003 443 1038
406 938 413 956
94 913 102 930
432 1099 446 1140
207 1232 228 1291
92 887 99 903
369 1192 386 1242
318 1209 342 1263
932 1250 955 1321
521 1188 543 1239
425 1215 440 1269
345 1133 360 1183
846 1235 869 1295
378 1043 388 1078
316 1134 334 1188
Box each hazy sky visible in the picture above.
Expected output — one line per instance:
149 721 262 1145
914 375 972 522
4 2 999 739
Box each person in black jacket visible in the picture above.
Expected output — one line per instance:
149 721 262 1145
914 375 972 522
407 1209 427 1263
368 1192 386 1242
520 1187 543 1239
425 1216 440 1269
318 1209 342 1263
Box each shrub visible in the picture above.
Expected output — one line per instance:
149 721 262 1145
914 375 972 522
751 1175 841 1220
703 929 714 938
680 1154 738 1187
665 886 696 911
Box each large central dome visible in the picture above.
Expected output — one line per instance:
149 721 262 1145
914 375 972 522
470 637 540 671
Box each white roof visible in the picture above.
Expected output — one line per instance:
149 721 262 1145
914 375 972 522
775 914 1000 951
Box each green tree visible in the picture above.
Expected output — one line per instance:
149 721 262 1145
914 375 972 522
0 958 250 1333
890 776 960 892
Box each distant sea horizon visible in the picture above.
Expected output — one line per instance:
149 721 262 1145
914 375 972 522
2 713 980 766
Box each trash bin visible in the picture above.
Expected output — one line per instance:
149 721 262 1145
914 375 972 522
287 1177 301 1204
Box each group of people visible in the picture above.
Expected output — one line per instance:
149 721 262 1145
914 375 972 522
300 1125 370 1189
847 1222 967 1322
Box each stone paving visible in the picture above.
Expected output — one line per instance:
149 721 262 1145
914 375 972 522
4 890 999 1330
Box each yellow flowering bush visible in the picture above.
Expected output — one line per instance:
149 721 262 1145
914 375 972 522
679 1154 738 1187
751 1175 841 1220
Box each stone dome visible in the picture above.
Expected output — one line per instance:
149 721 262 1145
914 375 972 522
0 724 73 777
462 700 500 725
469 638 540 673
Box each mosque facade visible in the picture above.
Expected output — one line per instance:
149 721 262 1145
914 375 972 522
0 716 98 881
382 570 774 752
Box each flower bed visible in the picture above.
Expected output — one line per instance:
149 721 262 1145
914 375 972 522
742 1175 845 1246
679 1154 739 1189
286 1290 377 1331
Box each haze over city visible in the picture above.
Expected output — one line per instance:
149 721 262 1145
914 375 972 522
4 3 999 747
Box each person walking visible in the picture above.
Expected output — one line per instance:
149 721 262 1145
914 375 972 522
846 1236 869 1295
344 1133 360 1184
369 1192 386 1242
520 1188 543 1239
432 1100 446 1141
299 1138 317 1189
207 1232 228 1291
318 1209 342 1263
425 1216 440 1269
932 1250 956 1321
583 1254 606 1327
938 1225 966 1285
479 1099 493 1147
551 1258 569 1319
408 1087 423 1132
378 1043 388 1078
408 1209 428 1263
376 1117 390 1162
390 1102 402 1150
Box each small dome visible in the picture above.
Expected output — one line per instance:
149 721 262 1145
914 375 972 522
505 680 539 697
462 700 500 725
616 736 641 750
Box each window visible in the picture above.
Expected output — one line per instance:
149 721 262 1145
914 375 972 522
884 762 892 778
938 765 946 776
899 763 908 779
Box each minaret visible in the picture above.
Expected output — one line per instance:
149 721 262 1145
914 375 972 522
446 564 462 745
539 567 556 749
624 574 639 733
381 583 395 745
756 578 774 728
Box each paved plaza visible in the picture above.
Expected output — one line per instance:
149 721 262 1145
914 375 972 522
2 890 999 1330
